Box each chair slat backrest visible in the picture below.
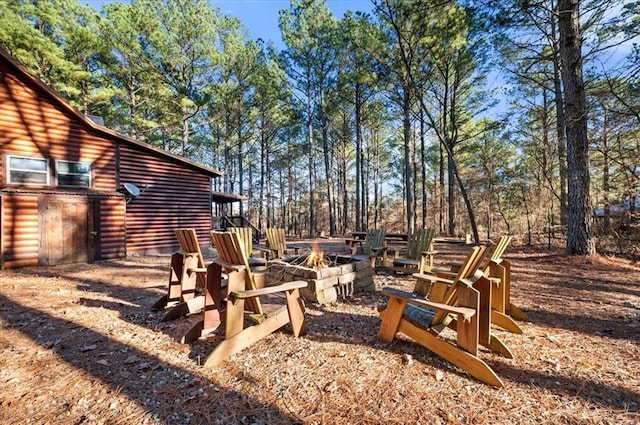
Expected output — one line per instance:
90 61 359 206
405 228 436 260
363 228 386 255
174 228 206 287
489 235 512 263
229 227 254 259
431 245 487 327
265 228 287 258
211 231 263 315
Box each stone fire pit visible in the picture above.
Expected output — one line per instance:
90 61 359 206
267 254 375 304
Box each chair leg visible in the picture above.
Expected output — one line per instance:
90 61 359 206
480 276 519 359
398 319 504 388
506 304 528 320
485 333 514 359
151 252 185 310
161 295 204 322
492 310 524 334
488 264 507 314
502 260 528 320
162 256 203 319
455 285 480 356
285 287 306 337
224 271 247 339
181 262 227 343
377 297 406 343
203 309 290 367
180 315 221 344
150 294 169 311
178 255 201 302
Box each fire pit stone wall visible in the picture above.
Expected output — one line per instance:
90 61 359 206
267 255 375 304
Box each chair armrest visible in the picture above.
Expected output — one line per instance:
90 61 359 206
419 250 437 259
370 246 388 254
230 280 308 299
255 245 276 260
213 258 246 272
380 286 419 301
187 267 208 273
381 287 475 320
412 272 455 285
435 270 457 279
430 266 451 272
407 298 476 320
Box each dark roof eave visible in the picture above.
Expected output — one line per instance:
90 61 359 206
1 186 125 197
212 191 247 204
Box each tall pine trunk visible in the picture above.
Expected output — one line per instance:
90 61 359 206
557 0 595 255
551 16 569 226
402 87 415 234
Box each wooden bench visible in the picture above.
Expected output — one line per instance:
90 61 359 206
344 231 367 249
345 231 408 252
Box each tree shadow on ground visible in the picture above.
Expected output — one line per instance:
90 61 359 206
303 306 639 413
0 293 302 424
0 257 304 424
524 308 639 342
514 265 640 299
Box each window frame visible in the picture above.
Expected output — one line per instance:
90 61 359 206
55 159 92 188
6 155 50 186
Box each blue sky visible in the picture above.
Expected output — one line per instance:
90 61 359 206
83 0 375 47
214 0 374 47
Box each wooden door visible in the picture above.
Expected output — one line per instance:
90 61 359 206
44 196 89 265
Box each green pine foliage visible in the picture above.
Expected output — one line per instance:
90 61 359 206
0 0 638 250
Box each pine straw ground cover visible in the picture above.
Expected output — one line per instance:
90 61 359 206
0 240 638 425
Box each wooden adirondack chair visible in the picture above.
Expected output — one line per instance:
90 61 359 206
412 245 513 359
392 227 437 274
441 236 511 276
435 236 526 333
352 228 388 268
229 227 266 268
259 228 302 260
378 246 509 387
151 228 207 321
413 243 485 300
182 231 308 367
484 237 528 324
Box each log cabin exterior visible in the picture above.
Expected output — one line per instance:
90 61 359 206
0 48 232 269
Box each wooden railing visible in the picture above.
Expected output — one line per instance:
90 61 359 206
213 216 260 241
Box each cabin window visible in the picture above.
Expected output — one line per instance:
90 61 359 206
56 160 91 187
7 155 49 185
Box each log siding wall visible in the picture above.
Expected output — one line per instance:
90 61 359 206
118 144 212 254
1 52 219 268
0 193 39 268
0 68 117 192
91 194 127 260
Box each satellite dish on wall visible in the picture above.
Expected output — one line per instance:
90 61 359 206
123 183 141 197
121 183 142 204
